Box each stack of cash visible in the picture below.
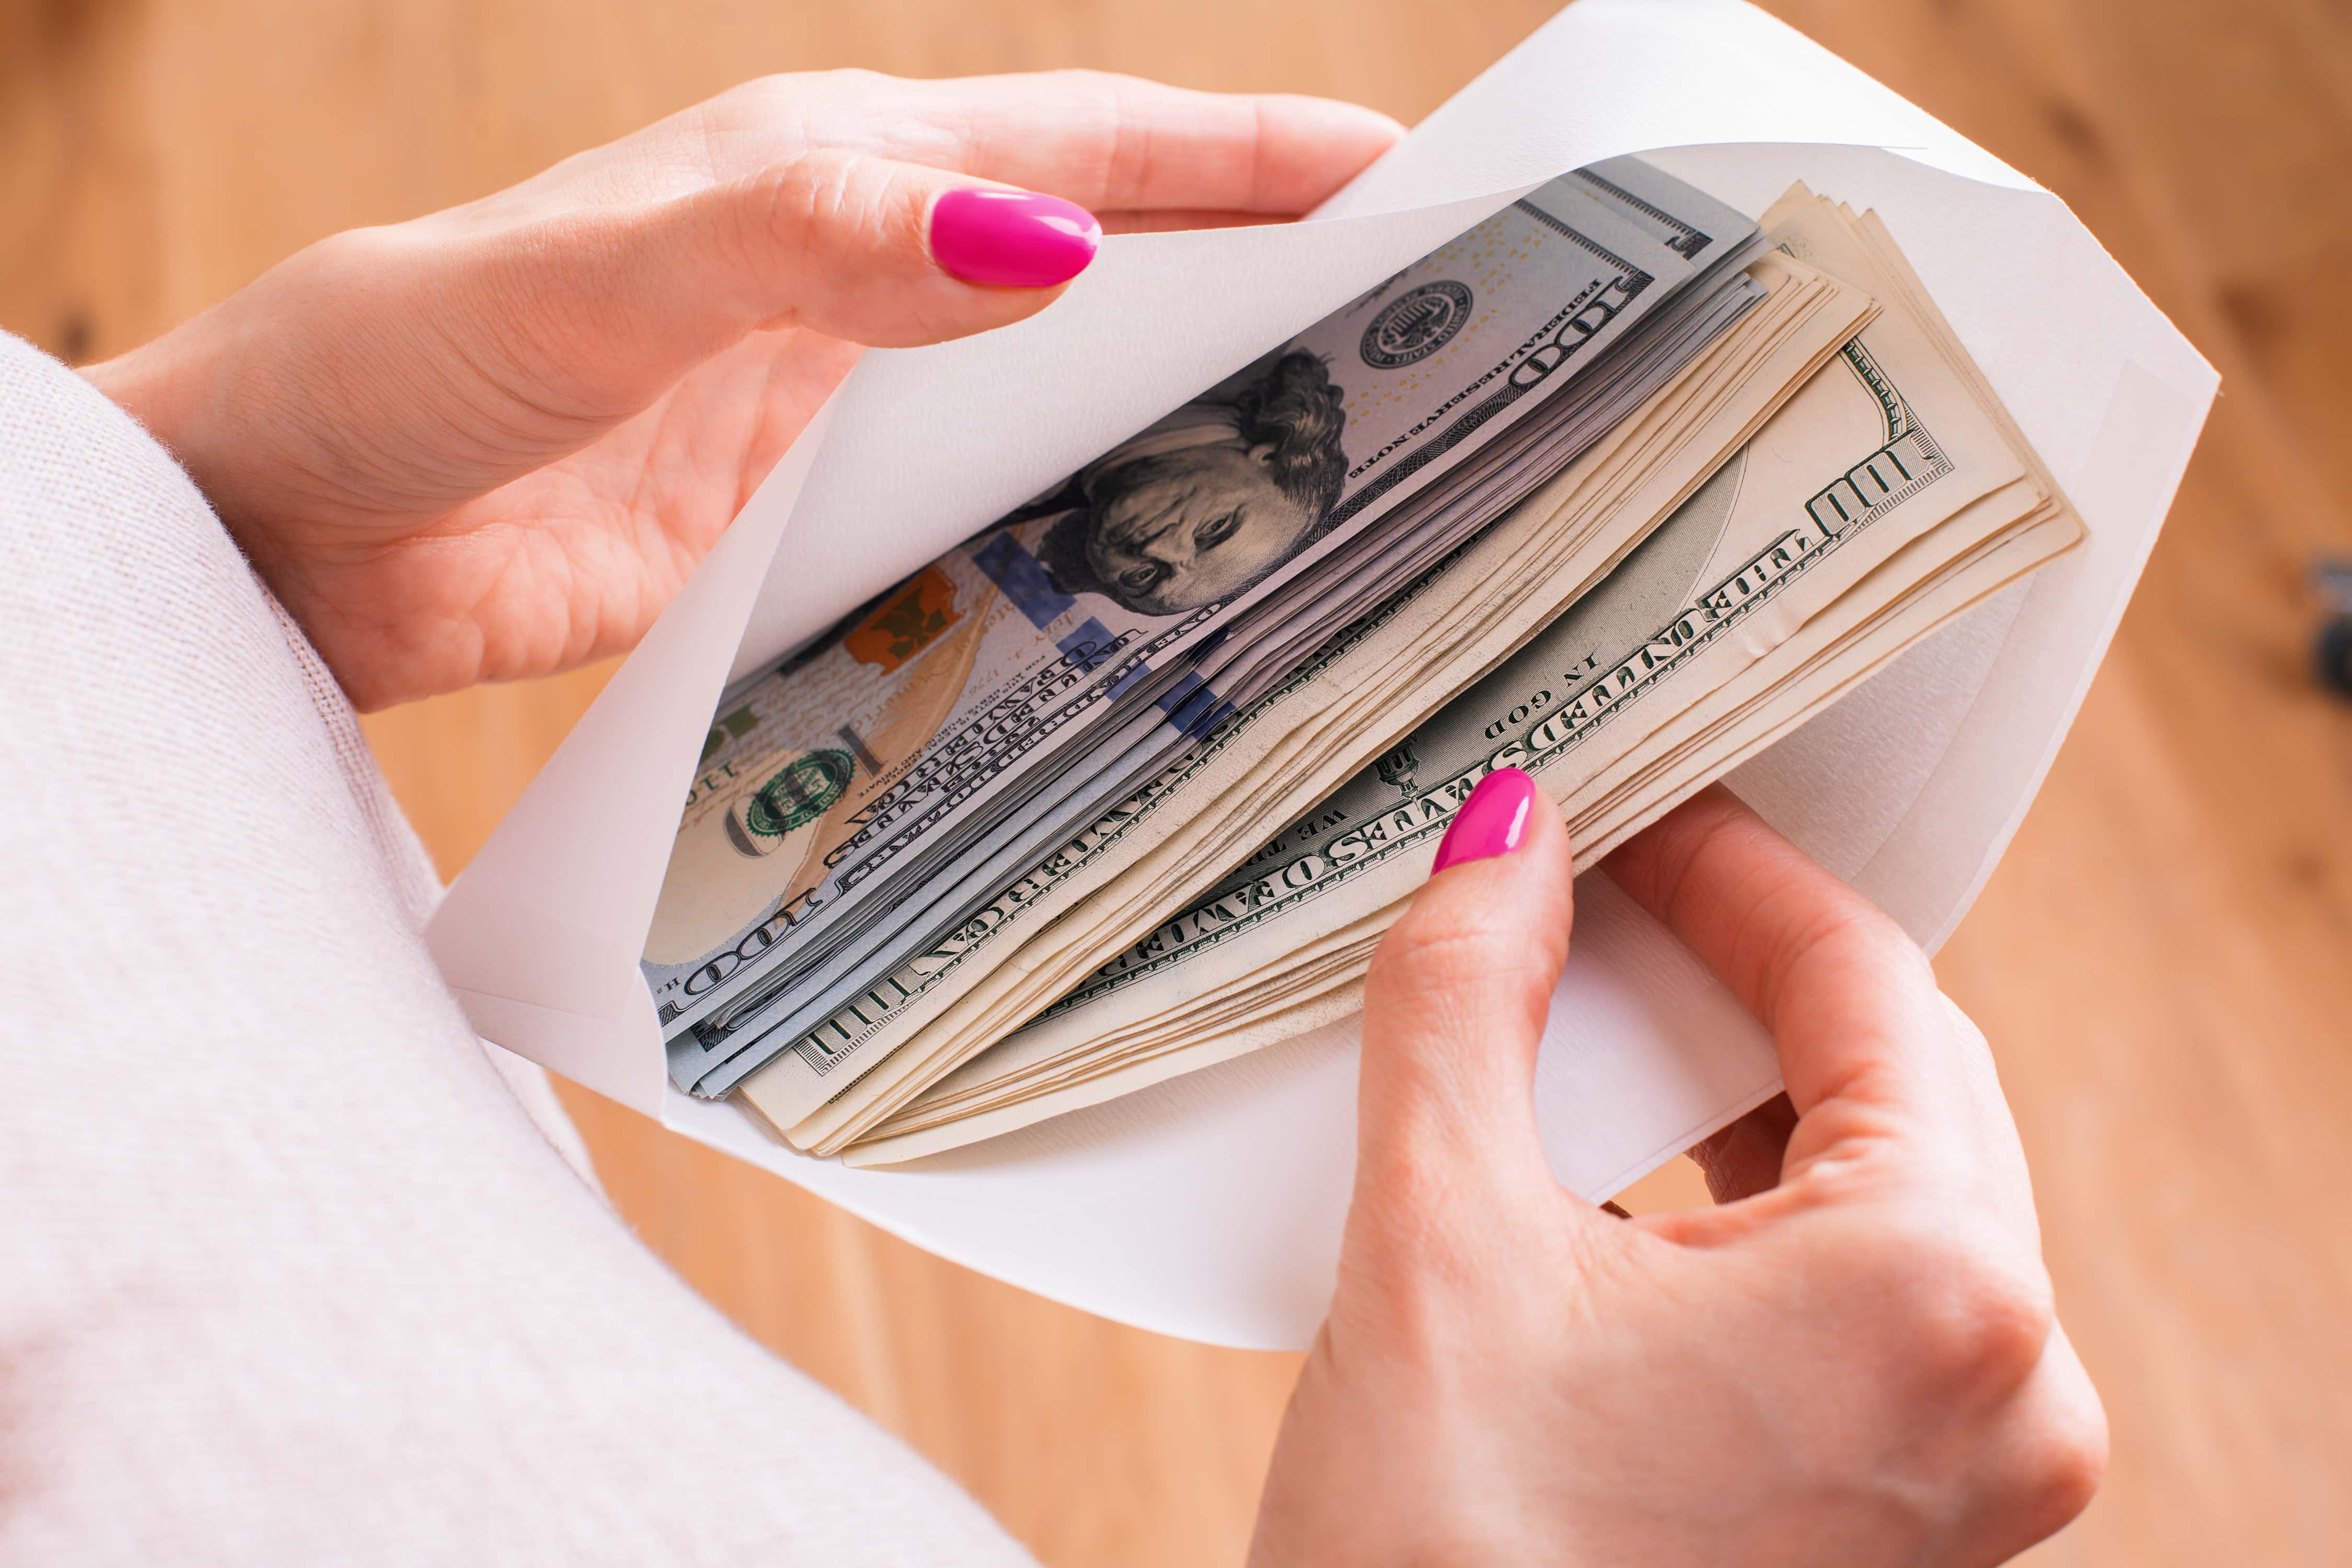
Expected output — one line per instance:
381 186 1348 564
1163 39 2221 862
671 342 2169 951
643 164 2085 1166
651 160 1778 1090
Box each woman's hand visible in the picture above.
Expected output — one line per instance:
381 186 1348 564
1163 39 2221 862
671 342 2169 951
1250 775 2106 1566
86 71 1401 710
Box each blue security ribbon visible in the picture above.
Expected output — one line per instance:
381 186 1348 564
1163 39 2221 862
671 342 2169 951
970 531 1074 628
1155 671 1237 740
968 529 1232 740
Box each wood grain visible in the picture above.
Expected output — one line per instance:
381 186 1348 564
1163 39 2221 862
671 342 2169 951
7 2 2348 1562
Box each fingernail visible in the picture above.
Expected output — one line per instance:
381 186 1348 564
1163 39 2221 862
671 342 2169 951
930 188 1101 289
1430 767 1539 876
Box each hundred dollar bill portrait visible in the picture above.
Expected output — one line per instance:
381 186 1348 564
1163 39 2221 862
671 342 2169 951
1004 349 1350 616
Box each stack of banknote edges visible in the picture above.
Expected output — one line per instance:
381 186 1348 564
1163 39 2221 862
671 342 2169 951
636 159 2085 1167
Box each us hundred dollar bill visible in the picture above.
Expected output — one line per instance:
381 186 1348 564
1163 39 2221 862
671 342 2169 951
1010 335 2016 1052
841 190 2086 1164
739 248 1885 1150
647 163 1763 1086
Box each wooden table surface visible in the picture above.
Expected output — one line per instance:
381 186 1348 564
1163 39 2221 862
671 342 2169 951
8 1 2349 1561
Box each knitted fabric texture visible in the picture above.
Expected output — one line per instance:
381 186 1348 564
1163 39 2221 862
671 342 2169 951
0 331 1034 1567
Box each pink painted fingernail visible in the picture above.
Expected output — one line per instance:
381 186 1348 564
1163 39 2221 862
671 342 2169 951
1431 767 1539 876
929 187 1101 289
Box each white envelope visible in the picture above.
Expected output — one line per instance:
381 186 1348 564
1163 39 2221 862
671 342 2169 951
424 0 2216 1350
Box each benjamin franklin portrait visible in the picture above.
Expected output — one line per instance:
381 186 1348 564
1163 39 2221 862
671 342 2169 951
1006 350 1351 617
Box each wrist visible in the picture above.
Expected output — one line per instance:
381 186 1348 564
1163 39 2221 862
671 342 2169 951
82 306 295 579
83 320 205 463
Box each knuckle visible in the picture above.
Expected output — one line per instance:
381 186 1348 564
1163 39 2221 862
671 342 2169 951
1852 907 1929 973
1346 1151 1485 1297
749 149 925 267
768 148 859 230
1327 1241 1454 1359
1356 1145 1470 1255
2011 1341 2111 1536
1871 1218 2056 1399
1927 1273 2056 1401
1340 1152 1568 1355
1041 70 1154 198
1367 898 1566 1032
1381 890 1563 976
742 158 816 250
2025 1406 2110 1533
2045 1400 2111 1522
1802 903 1919 986
711 158 845 322
1030 65 1145 122
730 164 821 298
1382 897 1512 968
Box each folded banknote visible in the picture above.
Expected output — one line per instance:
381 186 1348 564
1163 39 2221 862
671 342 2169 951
628 159 2085 1163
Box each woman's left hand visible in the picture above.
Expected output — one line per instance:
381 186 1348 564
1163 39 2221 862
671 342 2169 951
88 70 1400 709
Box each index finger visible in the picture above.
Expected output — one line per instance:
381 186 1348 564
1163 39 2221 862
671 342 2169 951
722 70 1408 217
1602 787 2005 1180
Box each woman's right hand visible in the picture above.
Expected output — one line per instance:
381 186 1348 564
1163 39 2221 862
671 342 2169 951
1249 776 2105 1566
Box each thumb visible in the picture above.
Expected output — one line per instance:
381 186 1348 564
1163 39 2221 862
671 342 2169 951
294 151 1100 515
677 151 1102 347
1355 767 1577 1208
572 151 1098 378
400 151 1097 421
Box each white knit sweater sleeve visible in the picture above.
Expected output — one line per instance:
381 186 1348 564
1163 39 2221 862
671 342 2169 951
0 330 1037 1567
